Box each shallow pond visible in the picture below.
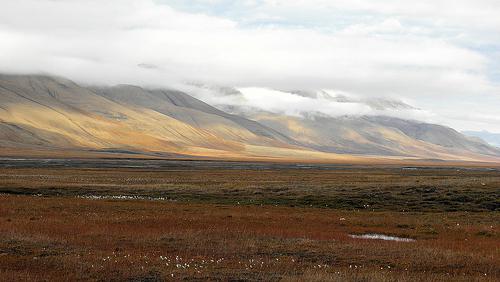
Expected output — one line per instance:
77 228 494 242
349 233 415 242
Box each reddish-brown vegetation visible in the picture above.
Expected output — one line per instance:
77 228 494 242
0 165 498 281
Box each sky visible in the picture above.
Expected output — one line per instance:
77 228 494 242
1 0 499 132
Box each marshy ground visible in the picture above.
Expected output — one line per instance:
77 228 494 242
0 159 498 281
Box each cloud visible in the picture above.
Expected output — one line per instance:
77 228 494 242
259 0 500 32
0 0 499 131
181 84 433 123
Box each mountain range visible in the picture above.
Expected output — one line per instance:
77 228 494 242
1 74 499 163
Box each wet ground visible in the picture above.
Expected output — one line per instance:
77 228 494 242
0 157 498 171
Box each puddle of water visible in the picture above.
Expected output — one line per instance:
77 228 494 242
349 234 415 242
77 195 169 201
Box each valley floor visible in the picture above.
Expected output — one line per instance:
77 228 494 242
0 160 498 281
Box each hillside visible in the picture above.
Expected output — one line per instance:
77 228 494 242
463 131 500 148
0 74 499 163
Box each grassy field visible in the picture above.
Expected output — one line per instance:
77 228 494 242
0 163 499 281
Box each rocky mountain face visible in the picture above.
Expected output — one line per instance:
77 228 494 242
1 74 499 162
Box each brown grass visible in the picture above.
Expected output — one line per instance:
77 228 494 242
1 166 499 211
0 194 498 281
0 166 498 281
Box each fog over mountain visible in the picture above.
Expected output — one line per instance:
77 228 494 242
1 0 500 134
181 84 427 121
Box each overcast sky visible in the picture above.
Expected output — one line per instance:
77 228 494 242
1 0 499 132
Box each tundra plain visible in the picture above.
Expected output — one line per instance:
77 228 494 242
0 159 499 281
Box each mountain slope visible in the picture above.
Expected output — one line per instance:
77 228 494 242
463 131 500 147
90 85 297 146
369 116 500 156
224 108 500 161
0 74 298 158
0 74 499 162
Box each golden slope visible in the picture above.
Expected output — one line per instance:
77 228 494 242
0 74 499 163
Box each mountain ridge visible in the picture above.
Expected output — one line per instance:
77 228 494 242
1 74 499 163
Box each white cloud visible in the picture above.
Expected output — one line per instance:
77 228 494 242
0 0 499 132
260 0 500 32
